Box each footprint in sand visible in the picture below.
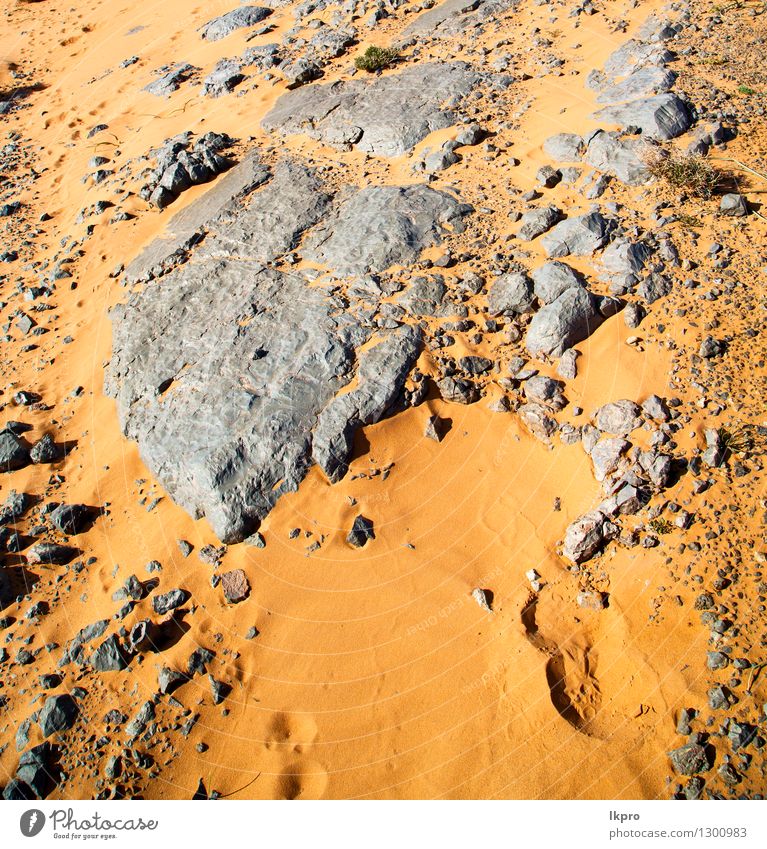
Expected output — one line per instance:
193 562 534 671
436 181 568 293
522 597 603 736
264 711 318 754
276 760 329 800
263 713 328 798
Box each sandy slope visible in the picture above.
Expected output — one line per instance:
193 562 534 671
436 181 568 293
0 0 766 799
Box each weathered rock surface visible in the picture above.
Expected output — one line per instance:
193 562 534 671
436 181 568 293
314 325 421 482
109 159 442 541
525 286 603 358
584 131 651 186
38 694 78 738
302 184 471 276
594 93 692 141
488 272 534 315
540 212 615 258
200 7 272 42
262 63 483 156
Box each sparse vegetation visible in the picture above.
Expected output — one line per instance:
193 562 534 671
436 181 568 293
354 46 399 73
649 518 675 535
717 423 767 458
646 149 721 199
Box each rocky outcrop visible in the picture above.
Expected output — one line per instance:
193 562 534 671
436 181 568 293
262 63 484 156
107 160 454 542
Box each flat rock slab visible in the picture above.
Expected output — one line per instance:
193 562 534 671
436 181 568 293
107 159 448 543
303 184 472 276
262 63 483 157
125 151 271 283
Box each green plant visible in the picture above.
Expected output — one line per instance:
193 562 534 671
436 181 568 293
649 518 675 535
646 150 721 199
717 423 766 458
738 84 756 95
354 46 399 73
676 212 702 228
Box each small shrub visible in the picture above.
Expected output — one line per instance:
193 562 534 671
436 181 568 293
649 518 674 535
646 150 720 199
717 423 766 458
354 46 399 73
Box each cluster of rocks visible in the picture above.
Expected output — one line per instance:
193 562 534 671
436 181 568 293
138 132 236 210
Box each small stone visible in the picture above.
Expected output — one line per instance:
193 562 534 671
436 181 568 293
221 569 250 603
347 515 375 547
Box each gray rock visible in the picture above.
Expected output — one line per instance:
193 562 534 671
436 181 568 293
488 272 534 315
642 394 670 421
49 503 90 535
526 286 603 358
702 428 724 467
584 130 651 186
153 589 187 615
518 206 561 241
437 376 479 405
540 211 615 258
199 160 331 263
0 429 30 471
590 437 630 481
601 38 675 81
531 261 584 305
303 184 471 276
313 325 421 482
595 65 677 104
200 7 272 41
557 348 579 380
347 515 375 547
600 239 653 276
158 667 187 695
719 193 748 217
262 63 483 157
144 63 196 97
668 743 711 776
518 403 558 443
29 433 62 464
27 542 79 565
562 510 610 563
523 376 567 411
543 133 584 161
595 400 642 436
38 694 79 737
90 634 130 672
593 93 692 141
202 59 245 97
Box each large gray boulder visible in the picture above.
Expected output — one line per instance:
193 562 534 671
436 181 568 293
518 205 562 241
593 93 693 141
487 272 534 315
525 287 603 358
543 133 584 161
540 211 615 258
302 184 471 276
200 7 272 41
107 260 364 543
313 325 421 482
562 510 612 564
0 429 30 472
595 400 642 436
531 261 585 305
584 130 651 186
262 63 483 156
38 695 79 738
